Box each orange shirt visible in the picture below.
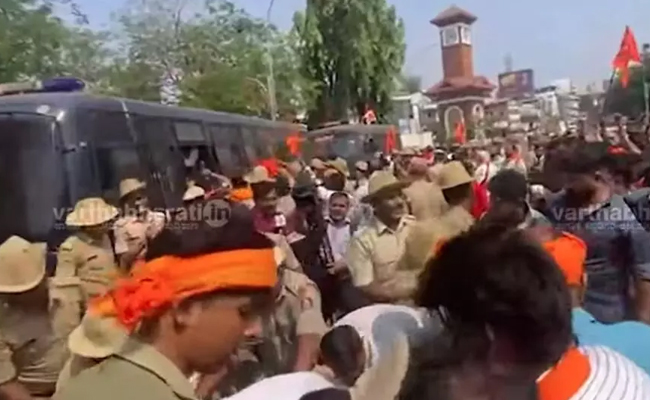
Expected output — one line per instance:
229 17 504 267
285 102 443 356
542 232 586 287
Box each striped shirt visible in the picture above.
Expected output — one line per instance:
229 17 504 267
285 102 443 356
571 346 650 399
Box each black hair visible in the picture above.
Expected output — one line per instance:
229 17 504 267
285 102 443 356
251 181 277 200
324 172 346 192
329 191 350 204
398 331 539 400
441 183 472 206
562 142 613 175
319 325 364 386
299 389 351 400
488 170 528 203
480 201 528 229
275 174 292 197
146 206 272 261
416 224 572 369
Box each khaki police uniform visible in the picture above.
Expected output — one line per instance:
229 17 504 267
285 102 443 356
55 314 128 394
398 161 476 280
114 179 166 268
346 171 415 303
216 269 327 397
264 233 303 273
399 205 474 274
346 216 415 298
53 339 198 400
56 198 120 305
0 236 79 399
403 179 447 221
113 212 165 262
261 269 327 372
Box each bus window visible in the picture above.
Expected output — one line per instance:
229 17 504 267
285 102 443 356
172 121 220 183
208 124 247 176
78 110 133 145
93 147 143 204
0 113 64 244
132 116 186 208
239 127 258 164
253 129 273 159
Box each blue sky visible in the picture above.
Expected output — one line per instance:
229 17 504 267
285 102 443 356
73 0 650 90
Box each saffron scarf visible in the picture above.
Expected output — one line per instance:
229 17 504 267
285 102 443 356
91 248 277 330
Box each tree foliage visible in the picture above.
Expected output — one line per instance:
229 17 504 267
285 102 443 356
293 0 405 125
0 0 311 119
604 61 650 117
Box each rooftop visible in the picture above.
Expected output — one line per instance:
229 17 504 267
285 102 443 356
425 76 494 97
430 5 477 27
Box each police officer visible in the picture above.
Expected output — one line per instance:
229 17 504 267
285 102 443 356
55 313 128 394
0 236 79 400
214 249 328 398
113 179 165 271
55 197 120 307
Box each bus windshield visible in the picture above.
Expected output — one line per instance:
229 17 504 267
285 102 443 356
0 113 62 244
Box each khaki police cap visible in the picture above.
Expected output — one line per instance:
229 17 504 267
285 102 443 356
68 313 129 359
244 166 275 184
362 171 410 203
326 158 350 177
310 158 327 170
118 178 146 199
355 161 369 172
183 185 206 202
66 197 119 227
0 236 46 293
437 161 474 190
349 332 410 400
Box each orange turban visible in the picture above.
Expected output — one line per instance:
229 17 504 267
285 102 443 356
229 186 254 203
542 232 586 287
91 248 277 330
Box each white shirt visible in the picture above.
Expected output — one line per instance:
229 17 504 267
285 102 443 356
225 372 335 400
570 346 650 400
326 220 352 262
333 305 439 368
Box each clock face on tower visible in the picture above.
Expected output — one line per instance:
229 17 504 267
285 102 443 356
441 26 459 47
460 25 471 44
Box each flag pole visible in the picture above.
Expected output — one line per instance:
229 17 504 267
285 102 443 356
642 44 650 135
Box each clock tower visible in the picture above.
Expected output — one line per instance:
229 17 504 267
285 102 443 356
432 6 476 79
425 6 494 141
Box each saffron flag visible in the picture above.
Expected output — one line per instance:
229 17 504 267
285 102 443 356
285 133 301 156
385 127 397 153
612 26 641 88
454 121 466 144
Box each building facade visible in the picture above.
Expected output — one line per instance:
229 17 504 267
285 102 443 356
424 6 494 142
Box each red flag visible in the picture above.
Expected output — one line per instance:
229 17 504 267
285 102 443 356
257 158 279 177
385 127 397 153
454 121 466 144
612 26 641 88
285 133 301 156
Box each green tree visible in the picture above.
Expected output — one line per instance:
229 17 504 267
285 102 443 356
397 74 422 94
604 62 649 117
293 0 405 125
0 0 71 82
111 0 309 116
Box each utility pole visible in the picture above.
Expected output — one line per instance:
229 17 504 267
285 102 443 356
266 0 278 121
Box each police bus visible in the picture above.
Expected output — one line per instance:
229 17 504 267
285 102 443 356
0 77 304 251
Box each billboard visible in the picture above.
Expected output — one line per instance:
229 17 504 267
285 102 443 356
497 69 535 99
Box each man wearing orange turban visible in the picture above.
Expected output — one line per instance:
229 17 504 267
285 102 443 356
54 223 278 400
